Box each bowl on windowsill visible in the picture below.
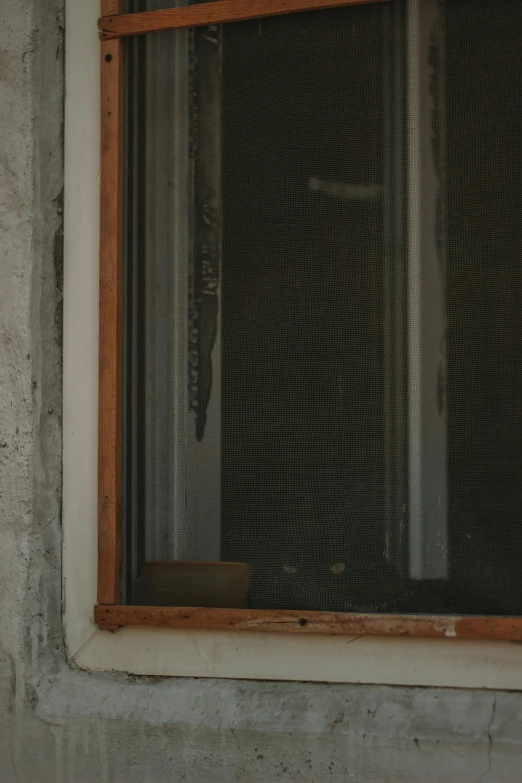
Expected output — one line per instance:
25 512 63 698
133 560 253 608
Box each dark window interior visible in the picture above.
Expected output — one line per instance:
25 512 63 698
123 0 522 615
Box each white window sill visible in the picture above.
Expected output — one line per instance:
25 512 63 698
68 624 522 689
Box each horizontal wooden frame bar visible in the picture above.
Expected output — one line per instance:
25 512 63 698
95 605 522 640
99 0 389 40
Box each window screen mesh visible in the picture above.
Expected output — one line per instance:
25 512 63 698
122 0 522 614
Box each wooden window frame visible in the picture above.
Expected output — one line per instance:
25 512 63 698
96 0 522 641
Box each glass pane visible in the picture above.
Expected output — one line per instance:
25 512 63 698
122 21 223 602
220 6 398 614
445 0 522 614
122 0 522 615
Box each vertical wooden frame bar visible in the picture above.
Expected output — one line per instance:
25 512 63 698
98 0 124 604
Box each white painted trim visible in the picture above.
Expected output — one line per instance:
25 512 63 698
63 0 522 687
71 627 522 689
63 0 100 659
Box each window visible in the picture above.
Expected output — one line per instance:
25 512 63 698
95 0 522 641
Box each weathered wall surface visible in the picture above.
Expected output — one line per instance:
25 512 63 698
1 0 522 781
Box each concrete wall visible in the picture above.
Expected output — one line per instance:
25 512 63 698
1 0 522 780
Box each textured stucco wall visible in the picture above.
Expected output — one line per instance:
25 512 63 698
1 1 522 781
